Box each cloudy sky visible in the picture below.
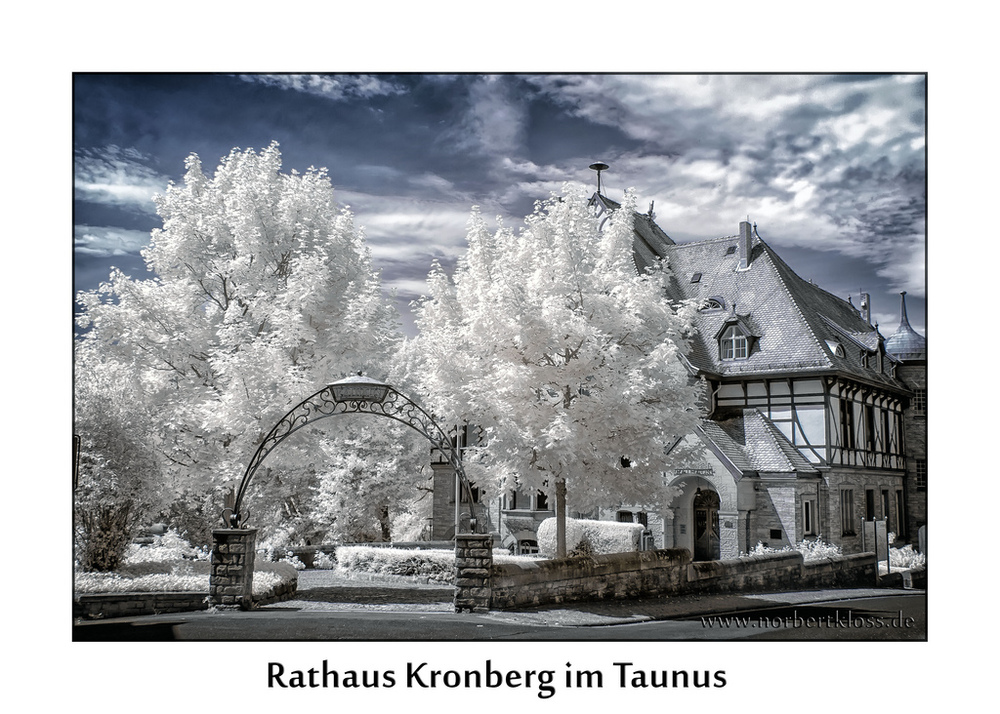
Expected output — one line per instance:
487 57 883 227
74 73 926 338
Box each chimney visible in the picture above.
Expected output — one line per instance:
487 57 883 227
859 293 871 324
738 220 752 270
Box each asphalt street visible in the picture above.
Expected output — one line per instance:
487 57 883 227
73 568 926 641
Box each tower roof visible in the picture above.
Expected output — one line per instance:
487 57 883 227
884 291 926 361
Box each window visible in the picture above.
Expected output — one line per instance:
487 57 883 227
721 325 748 360
895 491 907 537
865 489 876 521
913 389 927 414
691 272 702 283
460 483 481 504
864 404 876 453
803 497 818 536
535 490 549 511
725 245 737 255
839 398 856 450
703 297 725 311
881 489 891 529
841 489 856 535
915 460 927 491
617 510 633 523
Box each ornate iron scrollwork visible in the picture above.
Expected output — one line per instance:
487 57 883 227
227 374 481 533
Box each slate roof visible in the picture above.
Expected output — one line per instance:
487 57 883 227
643 222 909 391
696 409 820 479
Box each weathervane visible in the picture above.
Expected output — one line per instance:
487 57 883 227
589 161 609 195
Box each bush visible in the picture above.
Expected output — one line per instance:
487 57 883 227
76 500 143 572
336 546 455 582
889 544 925 570
749 538 842 562
536 517 645 558
125 528 209 564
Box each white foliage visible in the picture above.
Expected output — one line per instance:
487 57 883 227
536 517 645 558
75 143 400 537
408 187 703 511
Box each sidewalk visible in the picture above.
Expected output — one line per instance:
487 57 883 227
268 570 923 628
478 587 924 628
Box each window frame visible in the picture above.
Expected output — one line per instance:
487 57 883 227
720 324 749 360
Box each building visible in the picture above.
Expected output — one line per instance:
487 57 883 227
431 191 926 559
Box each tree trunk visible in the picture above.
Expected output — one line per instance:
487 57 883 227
555 478 567 558
378 505 392 542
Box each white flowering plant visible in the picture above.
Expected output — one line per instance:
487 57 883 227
749 538 843 562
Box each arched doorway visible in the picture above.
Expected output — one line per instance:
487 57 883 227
692 488 721 561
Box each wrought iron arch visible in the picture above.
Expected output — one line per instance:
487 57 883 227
224 373 482 534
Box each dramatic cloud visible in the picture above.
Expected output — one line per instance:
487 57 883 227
73 73 926 336
236 74 407 101
74 145 169 213
74 225 151 257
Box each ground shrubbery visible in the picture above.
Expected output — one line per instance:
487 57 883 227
535 517 646 558
335 546 456 583
749 539 843 561
73 528 296 598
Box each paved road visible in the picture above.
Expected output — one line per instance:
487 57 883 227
73 569 925 641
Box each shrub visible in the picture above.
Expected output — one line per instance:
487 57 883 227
889 544 926 570
336 546 455 582
76 500 144 572
536 517 645 558
749 538 842 562
125 528 209 564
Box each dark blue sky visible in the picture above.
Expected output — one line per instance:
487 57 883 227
74 73 926 338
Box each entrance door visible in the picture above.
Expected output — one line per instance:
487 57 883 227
693 489 721 561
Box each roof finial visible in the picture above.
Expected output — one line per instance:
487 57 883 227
589 161 609 195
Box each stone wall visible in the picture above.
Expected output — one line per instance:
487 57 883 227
485 549 879 611
73 592 208 619
491 549 690 609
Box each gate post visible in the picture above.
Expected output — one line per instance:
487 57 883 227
210 528 257 610
454 533 493 613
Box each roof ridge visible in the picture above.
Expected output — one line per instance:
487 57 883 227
754 239 833 370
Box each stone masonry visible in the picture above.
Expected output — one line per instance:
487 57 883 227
454 533 493 613
210 528 257 610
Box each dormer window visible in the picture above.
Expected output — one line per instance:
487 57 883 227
720 325 749 360
691 272 702 283
702 296 726 312
715 310 758 361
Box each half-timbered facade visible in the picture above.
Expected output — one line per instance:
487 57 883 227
594 193 924 557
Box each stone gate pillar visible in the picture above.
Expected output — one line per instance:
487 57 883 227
210 528 257 610
454 533 493 613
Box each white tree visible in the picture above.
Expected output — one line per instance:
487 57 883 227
311 420 433 543
408 188 703 556
74 339 165 570
75 143 400 544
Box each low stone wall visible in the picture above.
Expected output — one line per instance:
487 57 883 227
74 561 299 619
74 592 208 619
802 553 878 588
492 549 690 609
485 549 879 611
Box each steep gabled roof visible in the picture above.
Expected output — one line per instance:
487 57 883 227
650 226 907 390
590 193 674 268
696 408 820 479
